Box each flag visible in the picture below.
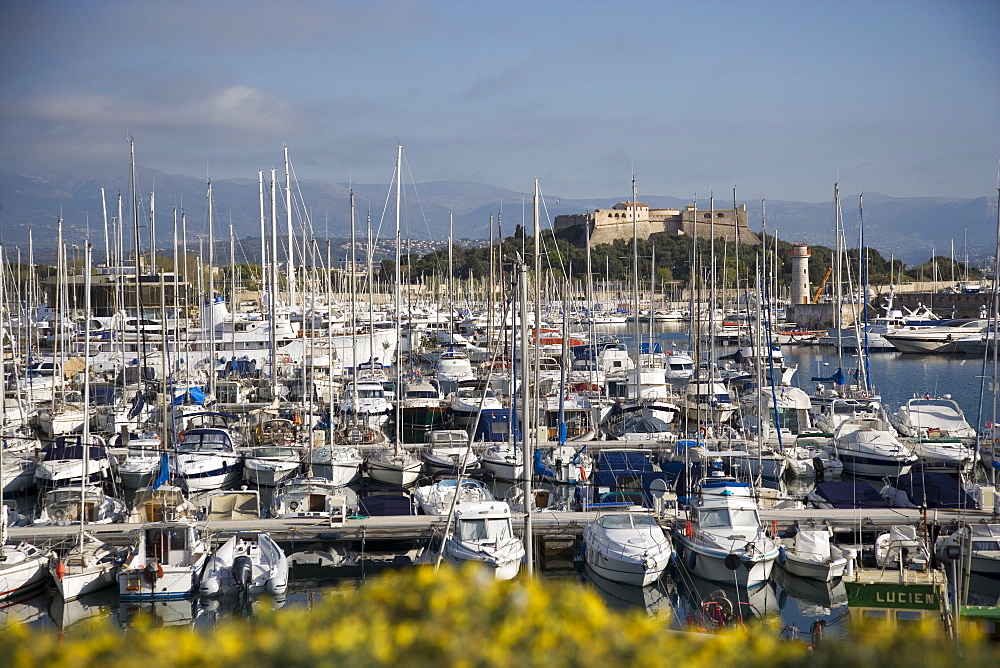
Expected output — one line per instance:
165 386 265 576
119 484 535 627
153 451 170 490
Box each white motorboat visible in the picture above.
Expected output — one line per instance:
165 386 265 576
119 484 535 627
891 395 977 472
116 435 165 489
242 446 303 487
199 531 288 598
444 501 525 580
400 379 448 443
1 451 38 498
663 350 695 380
883 318 988 354
0 510 49 600
875 525 932 571
308 444 363 487
584 510 674 586
890 395 976 440
672 470 779 588
270 476 354 519
420 429 479 475
832 416 917 478
173 427 243 492
479 443 524 482
682 378 737 424
827 293 940 351
50 531 122 601
935 523 1000 578
432 348 476 394
34 434 115 493
782 441 843 479
117 520 209 600
809 390 883 434
448 382 503 429
777 524 847 582
365 447 423 487
339 381 392 427
34 485 128 525
413 477 494 516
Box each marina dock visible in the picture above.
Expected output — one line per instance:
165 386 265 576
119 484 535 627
11 506 996 551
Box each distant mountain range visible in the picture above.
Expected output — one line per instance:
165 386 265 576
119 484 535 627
1 165 996 266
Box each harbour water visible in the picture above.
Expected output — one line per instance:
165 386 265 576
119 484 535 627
3 322 997 637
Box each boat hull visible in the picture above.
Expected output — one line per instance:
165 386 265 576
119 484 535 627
53 563 117 601
780 553 847 583
674 535 776 588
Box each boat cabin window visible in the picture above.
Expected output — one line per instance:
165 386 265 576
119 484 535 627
458 517 511 542
216 384 240 403
769 408 810 433
698 508 759 528
146 528 188 565
178 430 233 452
253 447 297 458
895 610 925 626
407 390 439 398
972 540 1000 551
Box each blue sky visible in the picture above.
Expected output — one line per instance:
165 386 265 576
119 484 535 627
1 0 997 203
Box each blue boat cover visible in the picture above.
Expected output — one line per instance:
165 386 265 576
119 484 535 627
812 481 889 509
590 450 669 507
811 367 846 384
473 408 520 443
890 472 979 509
171 387 209 405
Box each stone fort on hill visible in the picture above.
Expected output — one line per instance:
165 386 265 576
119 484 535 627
554 201 761 246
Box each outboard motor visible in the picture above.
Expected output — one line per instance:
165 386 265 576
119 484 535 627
231 555 253 596
812 456 826 482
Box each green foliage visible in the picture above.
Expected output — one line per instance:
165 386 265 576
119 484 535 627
1 567 996 667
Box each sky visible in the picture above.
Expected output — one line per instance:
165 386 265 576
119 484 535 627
1 0 998 204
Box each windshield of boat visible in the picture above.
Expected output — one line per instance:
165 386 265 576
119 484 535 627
599 514 659 529
458 517 511 542
699 508 759 528
178 430 233 453
972 539 1000 552
457 388 496 400
252 447 298 458
354 387 385 399
41 442 106 461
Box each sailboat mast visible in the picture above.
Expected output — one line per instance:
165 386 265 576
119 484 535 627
81 241 92 535
394 145 403 449
448 211 454 337
631 176 640 394
350 191 359 420
519 257 533 578
101 188 109 267
149 191 156 276
207 180 216 400
834 182 844 372
285 146 296 310
532 179 541 457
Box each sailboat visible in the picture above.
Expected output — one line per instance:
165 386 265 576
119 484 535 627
0 264 48 598
47 243 123 602
366 146 422 487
